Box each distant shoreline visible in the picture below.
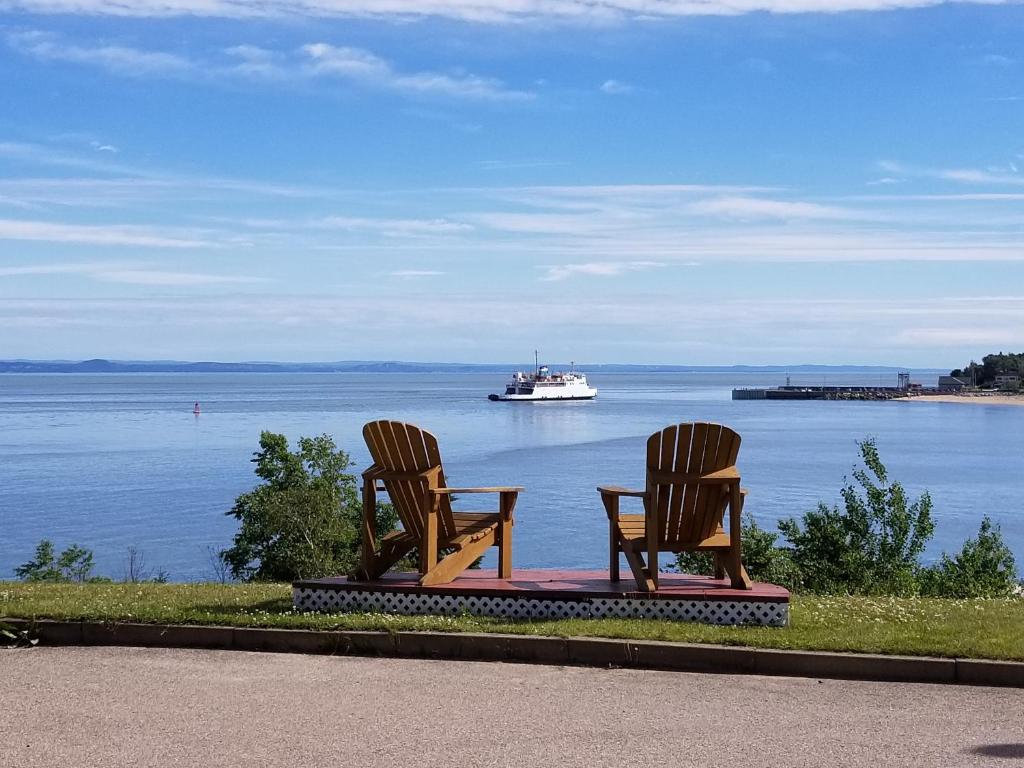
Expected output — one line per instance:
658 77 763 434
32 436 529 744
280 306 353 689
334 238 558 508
904 394 1024 407
0 359 943 375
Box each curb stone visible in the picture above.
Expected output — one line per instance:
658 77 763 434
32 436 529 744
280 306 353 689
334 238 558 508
2 618 1022 688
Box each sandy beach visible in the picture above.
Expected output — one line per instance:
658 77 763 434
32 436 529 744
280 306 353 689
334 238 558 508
904 394 1024 407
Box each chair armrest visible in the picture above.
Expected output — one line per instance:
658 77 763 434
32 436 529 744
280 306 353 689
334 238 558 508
430 486 524 495
596 485 647 498
431 487 521 522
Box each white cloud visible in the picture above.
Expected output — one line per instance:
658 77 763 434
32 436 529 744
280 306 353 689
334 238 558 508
0 219 216 247
96 269 265 285
540 260 666 281
224 44 288 79
687 196 869 220
8 31 194 76
315 216 473 235
389 270 445 278
979 54 1016 67
940 168 1024 186
0 261 265 285
4 293 1022 365
6 33 532 102
600 79 633 95
0 0 1016 21
301 43 533 101
476 159 569 170
878 159 1024 187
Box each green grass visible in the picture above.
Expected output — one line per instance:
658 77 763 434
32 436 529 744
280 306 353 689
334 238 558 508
2 582 1023 661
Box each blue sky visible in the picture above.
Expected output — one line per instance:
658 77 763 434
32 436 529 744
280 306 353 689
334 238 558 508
0 1 1022 366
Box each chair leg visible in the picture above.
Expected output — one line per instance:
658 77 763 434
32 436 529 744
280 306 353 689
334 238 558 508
609 523 620 582
646 518 659 591
725 545 752 590
622 545 656 592
421 536 493 586
727 482 751 589
361 538 414 580
421 493 439 575
713 552 726 580
497 517 512 579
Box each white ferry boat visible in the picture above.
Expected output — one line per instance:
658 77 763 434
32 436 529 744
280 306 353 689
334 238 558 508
488 356 597 401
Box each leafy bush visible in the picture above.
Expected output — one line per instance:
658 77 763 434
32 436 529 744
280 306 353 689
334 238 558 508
675 514 800 588
14 540 100 583
778 439 934 596
221 431 398 582
921 517 1019 598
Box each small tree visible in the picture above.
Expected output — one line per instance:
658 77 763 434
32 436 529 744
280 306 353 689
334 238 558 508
779 438 934 595
221 431 398 582
921 517 1019 598
15 540 97 583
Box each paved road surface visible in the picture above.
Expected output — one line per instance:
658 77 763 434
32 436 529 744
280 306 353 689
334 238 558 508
2 647 1022 767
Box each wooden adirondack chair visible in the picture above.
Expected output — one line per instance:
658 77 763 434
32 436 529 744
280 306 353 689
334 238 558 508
598 422 752 591
359 420 522 586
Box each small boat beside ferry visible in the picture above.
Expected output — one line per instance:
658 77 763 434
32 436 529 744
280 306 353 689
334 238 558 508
488 354 597 401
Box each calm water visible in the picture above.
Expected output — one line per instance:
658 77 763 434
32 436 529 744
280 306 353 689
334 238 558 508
1 372 1021 580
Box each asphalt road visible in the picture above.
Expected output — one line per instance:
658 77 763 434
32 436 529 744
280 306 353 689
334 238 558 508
2 647 1022 767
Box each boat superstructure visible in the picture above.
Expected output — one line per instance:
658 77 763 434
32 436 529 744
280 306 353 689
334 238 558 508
488 354 597 401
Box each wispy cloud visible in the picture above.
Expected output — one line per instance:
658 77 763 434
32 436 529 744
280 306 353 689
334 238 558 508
687 196 868 221
939 168 1024 186
476 159 569 171
314 216 473 235
97 269 265 286
600 79 633 95
0 261 265 285
540 260 666 281
8 31 194 76
0 139 138 175
389 269 445 278
878 159 1024 187
301 43 533 101
978 53 1016 67
4 294 1022 364
0 219 217 247
6 32 533 102
0 0 1016 22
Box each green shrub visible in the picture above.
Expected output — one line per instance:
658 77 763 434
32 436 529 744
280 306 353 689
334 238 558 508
921 517 1019 598
778 438 934 596
221 431 398 582
14 540 99 583
675 514 800 588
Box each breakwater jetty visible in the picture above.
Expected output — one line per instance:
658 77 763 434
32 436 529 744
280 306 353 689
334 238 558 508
733 373 914 401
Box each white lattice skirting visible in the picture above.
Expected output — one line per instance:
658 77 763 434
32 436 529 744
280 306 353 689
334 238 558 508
293 587 789 627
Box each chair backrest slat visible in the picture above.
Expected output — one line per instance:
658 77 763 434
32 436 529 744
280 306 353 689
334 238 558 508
363 420 456 541
646 422 741 545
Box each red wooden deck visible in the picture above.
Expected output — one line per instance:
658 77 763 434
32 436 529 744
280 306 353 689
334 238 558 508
296 569 789 603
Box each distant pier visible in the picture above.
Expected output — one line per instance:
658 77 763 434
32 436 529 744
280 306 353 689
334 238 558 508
733 373 915 401
732 385 911 401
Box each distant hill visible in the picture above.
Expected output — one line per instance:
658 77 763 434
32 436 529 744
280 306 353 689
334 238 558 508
0 358 938 374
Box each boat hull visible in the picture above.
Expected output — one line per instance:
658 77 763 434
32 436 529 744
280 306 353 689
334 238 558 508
489 391 597 401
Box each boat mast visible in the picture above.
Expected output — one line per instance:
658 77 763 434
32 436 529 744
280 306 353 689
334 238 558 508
535 349 539 376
